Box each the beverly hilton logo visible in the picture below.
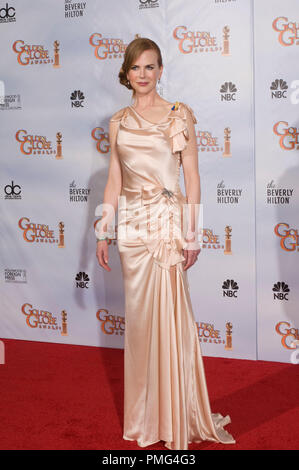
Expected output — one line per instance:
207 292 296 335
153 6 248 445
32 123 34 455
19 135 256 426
12 40 60 66
96 308 125 336
173 25 230 54
275 321 299 349
274 223 299 252
21 303 68 335
217 181 243 204
266 180 294 205
15 130 63 158
91 127 110 153
272 17 299 46
18 217 65 247
273 122 299 150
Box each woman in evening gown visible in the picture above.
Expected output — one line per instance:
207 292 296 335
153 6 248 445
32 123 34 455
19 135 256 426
96 37 236 450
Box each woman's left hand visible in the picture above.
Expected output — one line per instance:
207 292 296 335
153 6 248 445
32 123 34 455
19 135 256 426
182 247 201 270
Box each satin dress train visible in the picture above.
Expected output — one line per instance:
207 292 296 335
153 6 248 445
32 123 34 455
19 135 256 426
110 102 236 450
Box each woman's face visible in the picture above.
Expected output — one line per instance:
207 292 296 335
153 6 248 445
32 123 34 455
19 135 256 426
127 49 162 96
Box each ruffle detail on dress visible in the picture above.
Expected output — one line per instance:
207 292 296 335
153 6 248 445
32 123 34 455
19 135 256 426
140 237 186 270
169 102 197 154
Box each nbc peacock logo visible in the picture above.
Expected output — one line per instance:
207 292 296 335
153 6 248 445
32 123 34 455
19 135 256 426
222 279 239 298
272 282 290 300
75 272 90 289
270 79 288 99
220 82 237 101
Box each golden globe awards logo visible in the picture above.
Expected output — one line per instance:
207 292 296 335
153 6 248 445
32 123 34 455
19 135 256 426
12 40 61 66
196 322 224 345
275 321 299 350
89 34 127 60
173 25 230 55
201 225 232 254
274 223 299 252
197 127 232 157
21 303 68 335
273 122 299 150
272 17 299 46
197 129 222 153
195 321 233 350
96 308 125 336
18 217 65 247
91 127 109 153
15 130 63 158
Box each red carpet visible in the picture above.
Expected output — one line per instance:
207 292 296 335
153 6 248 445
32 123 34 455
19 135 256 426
0 338 298 450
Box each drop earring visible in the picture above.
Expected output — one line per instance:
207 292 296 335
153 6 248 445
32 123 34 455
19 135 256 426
156 77 163 96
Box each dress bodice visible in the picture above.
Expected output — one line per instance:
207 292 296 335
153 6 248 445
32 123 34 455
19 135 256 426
110 101 197 209
109 101 198 254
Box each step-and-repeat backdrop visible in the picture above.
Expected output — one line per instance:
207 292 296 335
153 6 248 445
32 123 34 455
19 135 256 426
1 0 298 364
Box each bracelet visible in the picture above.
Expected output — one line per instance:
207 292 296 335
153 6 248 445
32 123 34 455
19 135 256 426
184 239 201 250
96 236 109 242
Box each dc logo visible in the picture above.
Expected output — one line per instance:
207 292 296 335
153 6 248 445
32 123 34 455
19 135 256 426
4 180 21 196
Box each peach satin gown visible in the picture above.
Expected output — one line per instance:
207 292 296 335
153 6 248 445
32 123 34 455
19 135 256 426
110 102 236 450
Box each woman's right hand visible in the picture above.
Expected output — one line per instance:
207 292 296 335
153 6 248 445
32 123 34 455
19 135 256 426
96 240 111 272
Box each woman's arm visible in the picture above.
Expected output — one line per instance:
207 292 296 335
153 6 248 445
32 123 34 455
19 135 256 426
96 119 122 237
181 105 201 248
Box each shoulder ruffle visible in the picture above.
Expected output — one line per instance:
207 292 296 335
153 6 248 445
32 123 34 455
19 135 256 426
110 107 127 122
169 102 197 153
